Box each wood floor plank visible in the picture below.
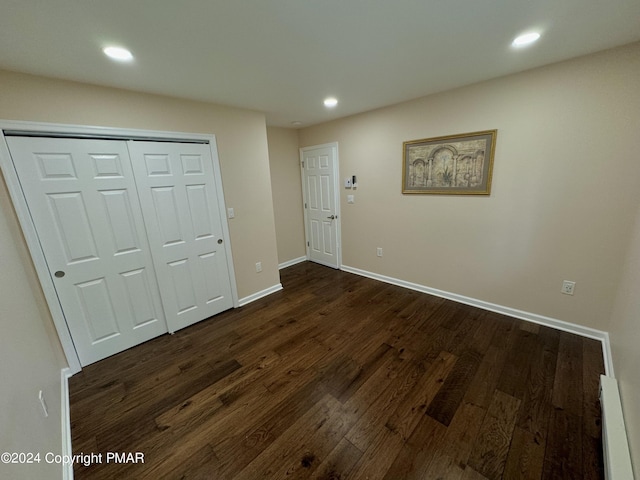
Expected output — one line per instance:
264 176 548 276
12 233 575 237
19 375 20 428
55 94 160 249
347 427 406 480
385 294 446 352
421 452 466 480
382 414 446 480
218 344 398 478
496 329 539 400
425 349 482 426
210 345 335 440
413 301 464 362
344 353 425 452
385 350 458 440
335 342 394 403
515 329 557 442
463 343 517 410
232 394 348 480
465 312 501 355
69 261 604 480
448 311 483 357
552 331 584 417
214 336 392 476
583 430 605 480
468 389 521 480
502 426 546 480
139 443 222 480
213 378 328 477
440 400 487 467
582 338 606 480
309 438 363 480
542 408 584 479
91 382 273 479
111 347 310 477
520 321 540 334
461 466 490 480
583 337 605 440
91 360 237 451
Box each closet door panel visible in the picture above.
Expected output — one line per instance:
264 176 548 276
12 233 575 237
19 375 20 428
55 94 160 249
7 137 168 366
128 141 233 332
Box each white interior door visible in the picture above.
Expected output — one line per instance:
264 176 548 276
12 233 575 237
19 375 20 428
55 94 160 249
301 144 340 268
128 141 234 332
7 137 168 366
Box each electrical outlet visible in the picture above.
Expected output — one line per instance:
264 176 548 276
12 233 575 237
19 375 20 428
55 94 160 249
377 247 383 257
561 280 575 295
255 262 262 273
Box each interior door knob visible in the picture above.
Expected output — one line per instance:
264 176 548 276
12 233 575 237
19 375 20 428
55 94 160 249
327 215 337 220
54 271 65 278
217 238 223 244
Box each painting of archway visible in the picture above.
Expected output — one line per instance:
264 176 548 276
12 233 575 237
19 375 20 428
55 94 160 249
402 130 497 195
409 158 427 187
431 147 456 188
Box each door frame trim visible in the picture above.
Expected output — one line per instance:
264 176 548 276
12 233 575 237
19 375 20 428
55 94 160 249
299 142 342 269
0 119 239 373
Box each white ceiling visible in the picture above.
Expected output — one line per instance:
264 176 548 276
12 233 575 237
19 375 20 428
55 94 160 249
1 0 639 127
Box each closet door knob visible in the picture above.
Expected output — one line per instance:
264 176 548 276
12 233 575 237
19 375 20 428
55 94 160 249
54 271 65 278
217 238 223 244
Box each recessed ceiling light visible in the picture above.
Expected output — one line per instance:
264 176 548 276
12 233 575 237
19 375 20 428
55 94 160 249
512 32 541 47
324 97 338 108
103 46 134 61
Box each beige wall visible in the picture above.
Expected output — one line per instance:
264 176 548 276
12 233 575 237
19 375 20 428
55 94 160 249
267 127 306 264
0 69 280 478
299 42 640 332
0 168 67 478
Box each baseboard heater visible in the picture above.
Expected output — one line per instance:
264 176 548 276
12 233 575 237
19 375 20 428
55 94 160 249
600 375 634 479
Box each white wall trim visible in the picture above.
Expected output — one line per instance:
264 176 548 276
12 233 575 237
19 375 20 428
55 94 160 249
279 256 307 270
601 333 616 379
238 283 283 307
600 375 634 480
61 368 73 480
341 264 614 376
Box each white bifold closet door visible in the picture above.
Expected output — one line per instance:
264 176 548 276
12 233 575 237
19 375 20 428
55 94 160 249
7 137 168 365
128 141 233 332
7 136 233 366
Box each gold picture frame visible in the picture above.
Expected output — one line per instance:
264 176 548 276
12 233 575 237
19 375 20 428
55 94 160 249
402 130 497 195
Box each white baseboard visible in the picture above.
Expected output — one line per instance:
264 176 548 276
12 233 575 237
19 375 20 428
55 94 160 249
600 375 634 480
238 283 283 307
279 256 307 270
61 368 73 480
340 264 614 377
601 333 615 380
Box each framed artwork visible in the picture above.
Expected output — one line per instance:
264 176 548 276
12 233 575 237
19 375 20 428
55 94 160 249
402 130 497 195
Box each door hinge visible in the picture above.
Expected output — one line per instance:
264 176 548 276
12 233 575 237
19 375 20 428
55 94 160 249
304 202 307 209
307 241 310 247
302 160 305 168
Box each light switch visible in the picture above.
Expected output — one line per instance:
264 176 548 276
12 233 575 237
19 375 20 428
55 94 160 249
227 208 235 219
347 195 355 204
345 178 352 188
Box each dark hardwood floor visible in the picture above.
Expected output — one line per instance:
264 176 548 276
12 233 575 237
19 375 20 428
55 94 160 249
69 262 605 479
